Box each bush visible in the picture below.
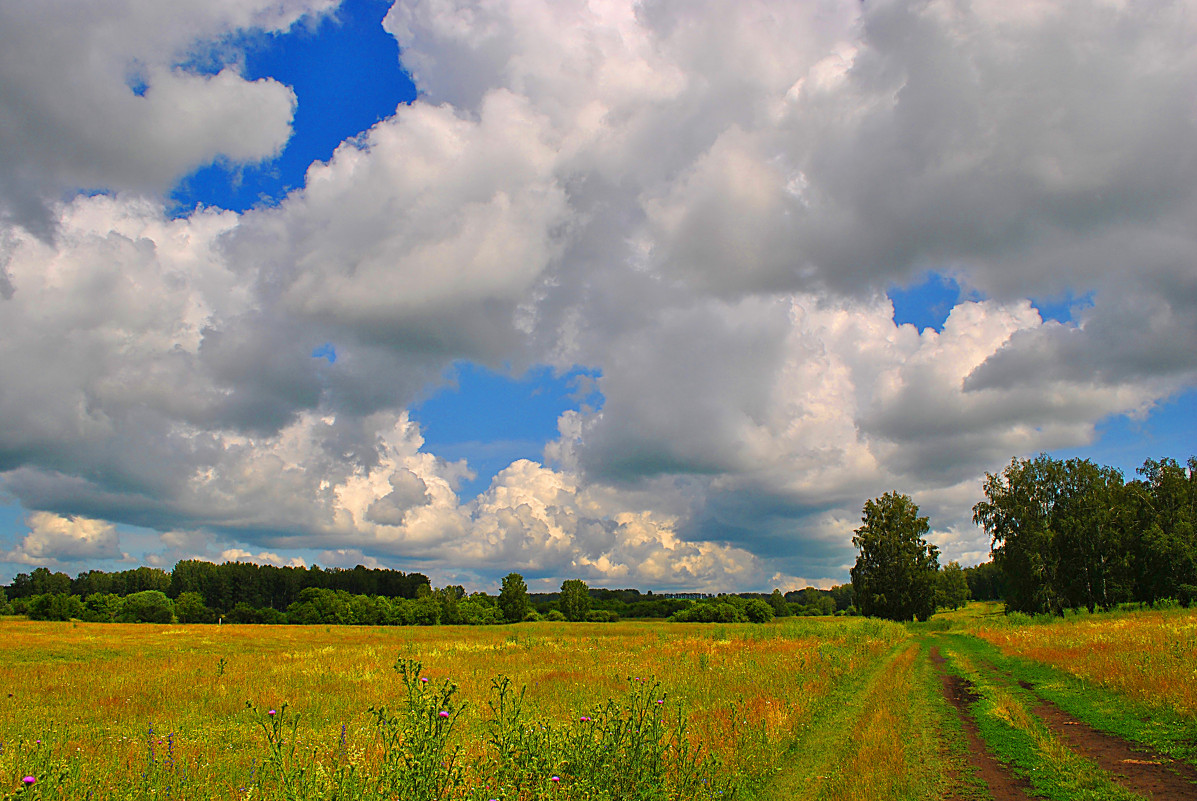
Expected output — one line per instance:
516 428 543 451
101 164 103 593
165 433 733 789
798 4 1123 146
585 609 619 622
545 610 567 622
118 590 174 623
27 593 84 621
174 591 215 623
744 598 774 623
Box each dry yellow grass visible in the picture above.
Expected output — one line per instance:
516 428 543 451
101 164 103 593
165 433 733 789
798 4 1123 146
967 606 1197 719
0 616 907 798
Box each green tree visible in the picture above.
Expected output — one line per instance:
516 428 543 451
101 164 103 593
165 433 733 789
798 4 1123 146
117 590 174 623
558 579 591 621
974 454 1136 614
1131 457 1197 605
498 573 530 623
744 598 774 623
27 593 84 621
850 492 940 622
174 591 215 623
973 455 1065 615
936 561 971 610
767 589 791 617
82 592 122 622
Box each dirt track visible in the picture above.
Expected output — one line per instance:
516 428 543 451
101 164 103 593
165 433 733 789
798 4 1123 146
931 648 1033 800
1017 678 1197 800
930 646 1197 801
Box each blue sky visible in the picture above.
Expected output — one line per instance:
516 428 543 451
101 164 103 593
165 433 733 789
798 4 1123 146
1 0 1195 591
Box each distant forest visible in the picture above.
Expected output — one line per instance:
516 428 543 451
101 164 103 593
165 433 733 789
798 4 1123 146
0 559 891 625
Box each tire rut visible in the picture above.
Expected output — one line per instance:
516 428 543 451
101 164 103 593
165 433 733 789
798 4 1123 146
930 647 1035 801
1013 677 1197 801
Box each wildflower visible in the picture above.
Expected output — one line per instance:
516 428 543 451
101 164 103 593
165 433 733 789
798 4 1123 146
420 677 429 683
580 716 591 722
438 710 450 718
550 776 560 783
656 699 664 705
268 709 276 716
22 776 35 787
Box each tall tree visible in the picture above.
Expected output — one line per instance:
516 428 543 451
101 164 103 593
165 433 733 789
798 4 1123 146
559 579 591 621
974 454 1135 614
973 455 1066 615
936 561 971 610
498 573 530 623
850 492 940 621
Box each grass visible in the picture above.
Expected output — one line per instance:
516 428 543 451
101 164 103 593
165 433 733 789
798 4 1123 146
3 605 1196 799
955 607 1197 765
967 604 1197 721
0 617 907 800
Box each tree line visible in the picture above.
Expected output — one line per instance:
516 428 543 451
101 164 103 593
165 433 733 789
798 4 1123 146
974 454 1196 615
849 453 1195 621
0 558 857 625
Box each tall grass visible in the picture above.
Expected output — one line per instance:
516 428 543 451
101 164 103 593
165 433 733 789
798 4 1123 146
966 606 1197 719
0 617 907 799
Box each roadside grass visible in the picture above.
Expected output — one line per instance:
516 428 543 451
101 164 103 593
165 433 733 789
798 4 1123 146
0 617 906 800
962 606 1197 764
967 605 1197 716
933 642 1144 801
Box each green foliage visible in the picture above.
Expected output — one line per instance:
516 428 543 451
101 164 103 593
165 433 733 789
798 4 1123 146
935 561 971 611
962 560 1005 601
173 591 215 622
850 492 940 622
974 453 1196 615
768 589 791 617
499 572 530 623
481 673 735 800
744 598 774 623
82 592 122 622
26 593 84 621
559 579 591 621
117 590 174 623
585 609 619 622
370 659 465 800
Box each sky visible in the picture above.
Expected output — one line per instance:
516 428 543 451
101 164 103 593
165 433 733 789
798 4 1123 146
1 0 1195 593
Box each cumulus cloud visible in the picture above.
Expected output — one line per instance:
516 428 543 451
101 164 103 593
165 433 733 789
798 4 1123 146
0 0 338 237
3 0 1197 588
3 512 126 566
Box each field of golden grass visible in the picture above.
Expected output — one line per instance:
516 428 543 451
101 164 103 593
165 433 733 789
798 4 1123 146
0 617 909 799
966 605 1197 720
7 605 1195 800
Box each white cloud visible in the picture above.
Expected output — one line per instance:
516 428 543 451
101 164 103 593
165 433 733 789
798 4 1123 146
3 512 125 566
2 0 1196 588
0 0 339 237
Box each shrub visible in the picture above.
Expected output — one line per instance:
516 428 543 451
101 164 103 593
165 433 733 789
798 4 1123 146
118 591 174 623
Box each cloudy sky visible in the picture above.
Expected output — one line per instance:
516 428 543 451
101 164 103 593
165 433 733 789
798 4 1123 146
1 0 1195 592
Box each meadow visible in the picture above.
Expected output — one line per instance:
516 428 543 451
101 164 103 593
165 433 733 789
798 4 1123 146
2 607 1196 800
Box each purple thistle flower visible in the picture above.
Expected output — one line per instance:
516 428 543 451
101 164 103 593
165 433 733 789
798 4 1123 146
22 776 35 786
551 775 560 783
438 710 450 718
420 677 429 683
268 709 276 716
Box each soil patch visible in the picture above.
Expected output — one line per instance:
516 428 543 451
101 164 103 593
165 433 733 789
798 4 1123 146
930 647 1034 801
1017 678 1197 800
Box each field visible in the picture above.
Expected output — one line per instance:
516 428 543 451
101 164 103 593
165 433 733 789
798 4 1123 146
2 607 1196 800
